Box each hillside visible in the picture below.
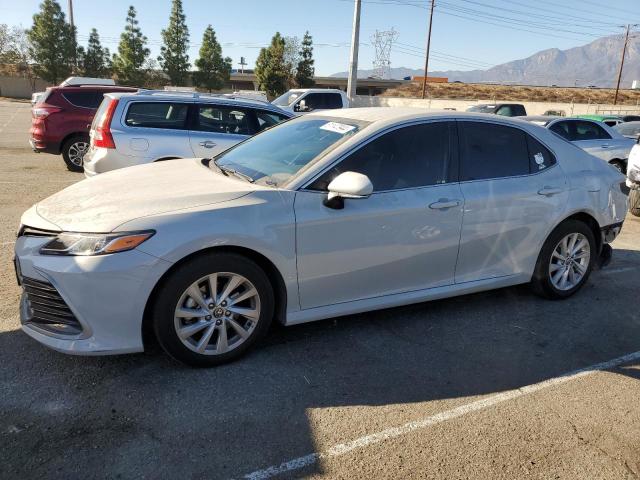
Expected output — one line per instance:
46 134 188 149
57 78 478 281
332 34 640 88
382 81 640 106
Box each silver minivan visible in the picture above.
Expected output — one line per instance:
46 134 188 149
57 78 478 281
83 90 292 177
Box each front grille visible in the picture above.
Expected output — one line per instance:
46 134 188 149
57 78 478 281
18 225 58 238
22 277 83 335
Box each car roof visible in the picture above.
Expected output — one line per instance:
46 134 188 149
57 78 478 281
50 85 137 92
107 90 290 112
520 115 559 123
307 107 537 127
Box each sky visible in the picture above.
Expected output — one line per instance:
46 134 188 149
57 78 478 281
1 0 640 76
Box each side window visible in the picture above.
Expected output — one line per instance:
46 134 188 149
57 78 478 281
302 93 324 110
459 122 529 181
125 102 189 129
526 135 556 172
255 110 289 132
195 105 252 135
308 122 453 192
324 93 343 109
549 121 572 141
62 91 99 109
574 121 611 140
495 105 514 117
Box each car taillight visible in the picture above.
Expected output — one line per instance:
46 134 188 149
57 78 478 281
32 106 61 119
93 99 119 149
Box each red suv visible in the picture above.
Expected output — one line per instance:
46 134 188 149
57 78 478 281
30 84 137 171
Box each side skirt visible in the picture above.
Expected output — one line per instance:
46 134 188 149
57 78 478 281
285 273 530 326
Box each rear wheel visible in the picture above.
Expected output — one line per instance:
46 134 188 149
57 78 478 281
152 252 274 367
62 135 90 172
531 220 596 299
630 189 640 217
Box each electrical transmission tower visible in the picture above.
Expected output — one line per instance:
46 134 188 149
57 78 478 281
371 28 398 79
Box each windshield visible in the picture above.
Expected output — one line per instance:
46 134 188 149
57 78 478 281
213 117 367 186
467 105 496 113
272 91 302 107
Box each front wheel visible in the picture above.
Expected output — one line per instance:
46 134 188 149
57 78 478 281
152 253 274 367
630 189 640 217
62 135 90 172
531 220 596 299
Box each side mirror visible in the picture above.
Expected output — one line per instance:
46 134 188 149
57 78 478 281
323 171 373 209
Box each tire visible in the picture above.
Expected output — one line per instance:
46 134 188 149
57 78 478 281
630 189 640 217
609 160 625 174
62 134 90 172
531 220 596 299
152 252 275 367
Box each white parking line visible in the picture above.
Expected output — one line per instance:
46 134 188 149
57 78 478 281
239 350 640 480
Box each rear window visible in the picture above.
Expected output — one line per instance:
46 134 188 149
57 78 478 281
62 91 100 109
125 102 189 129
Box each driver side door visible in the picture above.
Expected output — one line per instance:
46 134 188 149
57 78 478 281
293 121 464 309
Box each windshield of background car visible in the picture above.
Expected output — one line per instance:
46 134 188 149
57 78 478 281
213 116 368 186
272 92 302 107
467 105 496 113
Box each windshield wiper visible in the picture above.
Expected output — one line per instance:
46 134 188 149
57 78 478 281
213 159 254 183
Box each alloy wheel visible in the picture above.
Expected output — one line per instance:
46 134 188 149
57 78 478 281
68 141 89 166
548 232 591 291
173 272 261 355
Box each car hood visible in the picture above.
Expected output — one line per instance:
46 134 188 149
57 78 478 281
33 159 259 232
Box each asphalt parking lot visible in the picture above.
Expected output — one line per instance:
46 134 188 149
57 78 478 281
1 100 639 480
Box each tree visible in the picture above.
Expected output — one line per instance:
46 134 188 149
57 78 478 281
111 6 150 86
27 0 76 84
158 0 190 85
255 32 289 98
81 28 111 78
283 36 300 87
193 25 231 92
295 31 315 88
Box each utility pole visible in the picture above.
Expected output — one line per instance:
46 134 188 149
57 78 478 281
613 24 636 105
347 0 362 103
68 0 77 71
421 0 435 99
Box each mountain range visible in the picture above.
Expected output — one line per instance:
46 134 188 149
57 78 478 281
331 34 640 88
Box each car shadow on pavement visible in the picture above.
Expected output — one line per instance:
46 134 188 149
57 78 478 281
1 250 640 479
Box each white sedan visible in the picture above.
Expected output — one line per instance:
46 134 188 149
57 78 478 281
15 109 628 366
522 116 635 173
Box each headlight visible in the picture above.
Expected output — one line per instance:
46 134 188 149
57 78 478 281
40 231 155 256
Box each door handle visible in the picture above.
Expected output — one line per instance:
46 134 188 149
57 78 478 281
601 144 610 148
428 199 461 210
199 141 217 148
537 186 563 196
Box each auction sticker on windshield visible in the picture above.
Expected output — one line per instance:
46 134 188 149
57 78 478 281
320 122 356 135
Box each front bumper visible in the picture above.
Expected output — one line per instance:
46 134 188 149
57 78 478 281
15 233 172 355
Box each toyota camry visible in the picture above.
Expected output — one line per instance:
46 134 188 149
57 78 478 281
14 108 628 366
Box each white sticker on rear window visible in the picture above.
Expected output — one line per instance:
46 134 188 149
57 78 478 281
320 122 356 135
534 152 546 169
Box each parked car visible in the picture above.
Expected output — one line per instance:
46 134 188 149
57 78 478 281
15 109 627 366
271 88 349 114
575 114 623 127
621 115 640 122
614 121 640 141
30 77 136 171
83 90 293 177
466 103 527 116
546 118 635 173
626 142 640 217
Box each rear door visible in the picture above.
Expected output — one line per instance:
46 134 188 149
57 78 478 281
189 103 255 157
455 121 567 283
